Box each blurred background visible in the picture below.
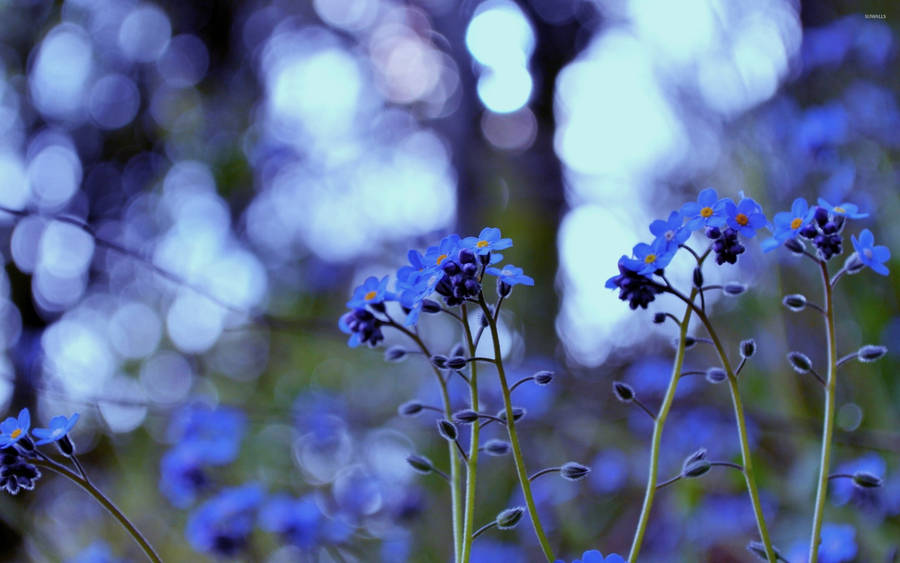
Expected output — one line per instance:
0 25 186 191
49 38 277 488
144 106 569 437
0 0 897 561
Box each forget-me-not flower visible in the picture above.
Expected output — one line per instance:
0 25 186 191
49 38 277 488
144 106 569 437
851 228 890 275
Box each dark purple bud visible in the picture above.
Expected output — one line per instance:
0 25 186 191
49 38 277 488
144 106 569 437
442 260 460 275
430 354 448 368
496 507 524 529
458 248 476 264
453 409 479 424
533 370 553 385
496 407 526 423
483 440 511 456
705 226 721 239
705 367 727 384
384 346 407 362
857 345 887 363
723 282 747 296
462 262 478 276
740 339 757 359
853 471 883 488
682 459 711 478
497 280 512 297
406 454 434 475
421 299 441 314
446 356 467 370
57 435 75 457
560 461 591 481
692 267 704 289
398 401 424 417
814 206 829 226
612 381 635 403
653 312 666 324
437 419 458 441
787 351 812 373
683 448 708 468
784 238 805 254
782 294 807 311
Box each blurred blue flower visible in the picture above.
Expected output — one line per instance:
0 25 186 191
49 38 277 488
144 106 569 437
0 408 30 448
795 104 848 157
470 539 524 562
259 493 352 549
817 198 868 219
347 276 394 309
831 453 886 507
31 413 79 446
681 188 728 230
762 198 814 252
589 449 628 494
159 446 209 508
485 264 534 287
851 228 890 275
186 482 264 557
554 550 625 563
380 532 411 562
819 523 857 563
66 541 125 563
649 211 690 249
167 405 246 464
724 197 767 238
462 227 512 256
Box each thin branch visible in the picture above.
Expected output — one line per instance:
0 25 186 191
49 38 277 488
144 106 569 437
528 467 561 481
632 397 657 421
471 521 497 540
836 353 858 367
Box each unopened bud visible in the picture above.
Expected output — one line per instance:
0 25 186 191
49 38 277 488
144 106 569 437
453 409 480 424
421 299 441 314
653 312 666 324
446 356 468 370
430 354 448 368
533 370 553 385
705 367 727 384
682 459 711 478
496 407 526 423
560 461 591 481
612 381 635 403
740 339 757 359
787 351 812 374
384 346 407 362
782 294 807 312
853 471 883 488
496 507 525 530
483 440 511 456
692 267 704 289
857 345 887 363
398 401 424 417
437 419 458 441
723 282 747 296
683 448 708 468
406 454 434 475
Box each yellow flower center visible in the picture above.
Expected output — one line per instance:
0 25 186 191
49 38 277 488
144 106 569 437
436 253 448 264
476 240 489 248
364 290 377 301
790 217 803 230
644 254 657 264
10 428 21 439
700 206 713 218
736 213 749 226
833 206 846 213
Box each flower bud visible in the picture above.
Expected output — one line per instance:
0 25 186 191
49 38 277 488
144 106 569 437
853 471 883 488
784 238 805 255
384 346 407 362
683 336 698 350
406 454 434 475
705 367 727 384
421 299 441 313
683 448 708 468
497 280 512 297
483 439 511 456
723 282 747 296
446 356 468 370
398 401 424 417
496 407 526 423
857 345 887 363
496 507 525 530
612 381 635 403
450 343 466 358
740 339 757 359
787 351 812 374
782 294 807 311
844 252 865 275
458 248 476 264
653 312 666 324
533 370 553 385
437 419 458 441
57 435 75 457
480 312 490 327
705 226 721 239
453 409 480 424
692 267 704 289
682 459 711 478
560 461 591 481
430 354 448 368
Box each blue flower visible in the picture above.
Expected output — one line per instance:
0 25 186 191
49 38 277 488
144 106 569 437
346 276 394 309
167 405 246 465
0 408 30 448
186 483 264 557
66 541 126 563
724 196 768 238
817 197 868 219
485 264 534 287
851 228 890 275
818 523 857 563
649 210 691 249
31 413 79 446
631 237 676 275
159 446 209 508
681 188 728 230
259 494 352 549
554 550 626 563
762 198 815 252
462 227 512 256
423 234 462 268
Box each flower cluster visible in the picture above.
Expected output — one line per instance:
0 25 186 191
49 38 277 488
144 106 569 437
607 189 768 308
0 408 79 495
339 227 533 346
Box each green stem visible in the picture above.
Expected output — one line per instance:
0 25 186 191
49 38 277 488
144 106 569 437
809 260 836 563
693 309 776 562
460 304 480 563
31 458 162 563
394 324 464 563
478 296 554 562
628 291 696 562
